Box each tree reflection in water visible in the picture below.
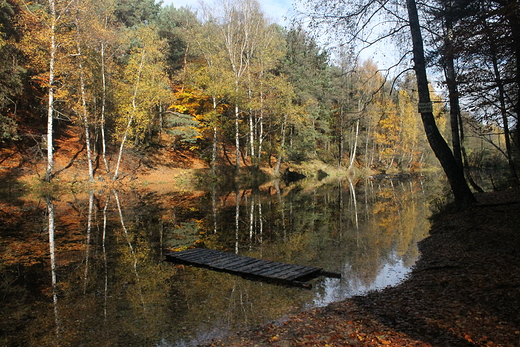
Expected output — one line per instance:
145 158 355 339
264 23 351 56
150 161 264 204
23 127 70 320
0 176 442 346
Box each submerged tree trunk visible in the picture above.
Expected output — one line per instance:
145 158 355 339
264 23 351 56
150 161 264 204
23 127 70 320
406 0 476 210
235 104 240 174
348 119 359 171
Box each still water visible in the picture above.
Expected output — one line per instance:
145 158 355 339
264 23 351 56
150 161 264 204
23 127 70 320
1 175 442 346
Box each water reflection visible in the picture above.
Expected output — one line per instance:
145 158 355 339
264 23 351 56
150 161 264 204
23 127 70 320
0 176 440 346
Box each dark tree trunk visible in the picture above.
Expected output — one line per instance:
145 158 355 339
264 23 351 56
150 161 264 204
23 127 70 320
406 0 476 210
503 0 520 179
444 14 463 169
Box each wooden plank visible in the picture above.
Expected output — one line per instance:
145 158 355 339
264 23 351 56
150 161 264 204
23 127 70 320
261 265 305 278
175 252 217 263
211 255 257 269
231 259 268 272
253 263 293 277
164 248 340 288
231 258 265 269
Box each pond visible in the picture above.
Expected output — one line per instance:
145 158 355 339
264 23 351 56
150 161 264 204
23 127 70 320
1 175 444 346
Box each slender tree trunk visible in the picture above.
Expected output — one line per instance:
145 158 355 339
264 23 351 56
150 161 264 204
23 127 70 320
211 97 218 175
444 16 463 169
348 119 359 170
75 37 95 182
112 50 145 181
44 0 57 182
46 195 61 339
100 42 110 174
504 0 520 153
234 184 240 253
257 95 264 168
235 102 240 174
112 117 132 181
248 85 255 164
406 0 476 210
488 36 518 180
83 190 94 293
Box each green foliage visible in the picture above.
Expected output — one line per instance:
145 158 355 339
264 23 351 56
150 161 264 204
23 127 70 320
1 0 510 180
156 5 196 75
113 24 172 143
114 0 161 27
163 111 200 143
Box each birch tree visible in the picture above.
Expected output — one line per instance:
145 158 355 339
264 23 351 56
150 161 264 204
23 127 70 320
19 0 75 182
112 25 171 181
214 0 271 173
72 0 95 182
44 0 57 182
184 7 234 174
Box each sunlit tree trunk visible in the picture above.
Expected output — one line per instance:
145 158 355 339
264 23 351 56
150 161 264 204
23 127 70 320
100 41 110 175
211 97 218 175
248 86 255 163
257 89 264 168
249 193 254 249
113 51 146 181
75 28 95 182
44 0 57 182
348 119 359 171
235 103 240 173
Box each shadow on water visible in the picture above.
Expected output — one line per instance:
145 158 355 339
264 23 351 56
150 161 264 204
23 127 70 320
0 173 447 346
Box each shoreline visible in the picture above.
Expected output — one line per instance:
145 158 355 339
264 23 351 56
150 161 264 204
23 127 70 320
201 187 520 347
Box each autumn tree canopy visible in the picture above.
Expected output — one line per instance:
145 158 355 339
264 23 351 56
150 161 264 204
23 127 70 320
0 0 516 191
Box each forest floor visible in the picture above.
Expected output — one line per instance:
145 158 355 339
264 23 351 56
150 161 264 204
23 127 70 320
201 187 520 347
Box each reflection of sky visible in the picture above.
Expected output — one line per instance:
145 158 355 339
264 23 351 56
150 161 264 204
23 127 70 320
312 252 411 307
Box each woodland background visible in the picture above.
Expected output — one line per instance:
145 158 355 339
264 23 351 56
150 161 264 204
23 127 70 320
0 0 517 184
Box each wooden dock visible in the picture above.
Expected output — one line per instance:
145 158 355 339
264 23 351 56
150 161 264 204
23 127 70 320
165 248 341 288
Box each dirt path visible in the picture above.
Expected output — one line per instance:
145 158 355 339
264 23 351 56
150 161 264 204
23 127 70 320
202 188 520 347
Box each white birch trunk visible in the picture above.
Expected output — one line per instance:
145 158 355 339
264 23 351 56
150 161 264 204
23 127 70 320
235 103 240 173
44 0 57 182
112 50 146 181
100 42 110 174
75 37 95 182
348 119 359 170
257 90 264 167
211 97 217 175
